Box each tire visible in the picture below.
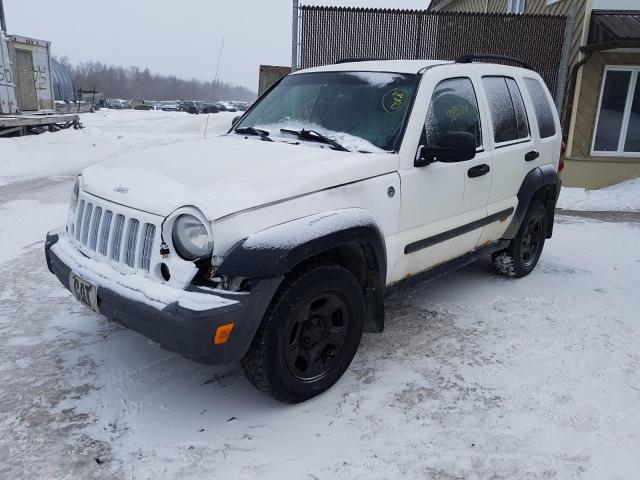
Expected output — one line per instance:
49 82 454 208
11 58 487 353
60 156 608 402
241 262 365 403
492 201 547 278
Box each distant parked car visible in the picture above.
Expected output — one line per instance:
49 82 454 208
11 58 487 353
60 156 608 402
162 103 180 112
201 103 220 114
182 101 201 114
232 102 251 112
106 99 125 110
133 100 154 111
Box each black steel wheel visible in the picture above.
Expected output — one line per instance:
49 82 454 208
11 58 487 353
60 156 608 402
284 291 351 381
520 211 545 269
241 263 365 403
493 201 548 278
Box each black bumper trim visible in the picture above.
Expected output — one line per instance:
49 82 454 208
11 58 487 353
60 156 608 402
45 232 282 364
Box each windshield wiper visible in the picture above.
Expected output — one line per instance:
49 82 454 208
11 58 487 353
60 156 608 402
280 128 349 152
234 126 273 142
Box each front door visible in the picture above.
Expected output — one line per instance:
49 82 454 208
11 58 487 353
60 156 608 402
15 49 37 111
393 74 492 281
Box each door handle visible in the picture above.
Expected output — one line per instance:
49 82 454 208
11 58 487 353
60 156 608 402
525 151 540 162
467 164 490 178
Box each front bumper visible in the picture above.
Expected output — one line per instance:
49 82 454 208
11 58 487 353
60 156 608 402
45 231 282 364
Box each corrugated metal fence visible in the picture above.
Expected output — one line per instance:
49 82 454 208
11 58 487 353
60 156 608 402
300 7 567 98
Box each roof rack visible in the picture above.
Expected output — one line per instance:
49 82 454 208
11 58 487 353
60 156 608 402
335 58 384 64
456 54 530 70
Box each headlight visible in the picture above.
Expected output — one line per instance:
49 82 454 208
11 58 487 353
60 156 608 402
70 178 80 212
171 214 213 260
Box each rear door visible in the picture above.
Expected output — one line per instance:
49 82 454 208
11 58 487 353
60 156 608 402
521 76 562 171
475 71 539 245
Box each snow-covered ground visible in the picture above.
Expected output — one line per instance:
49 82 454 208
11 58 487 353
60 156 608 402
1 111 639 479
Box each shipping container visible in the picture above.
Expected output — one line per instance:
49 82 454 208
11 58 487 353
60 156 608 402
0 30 19 114
7 34 55 112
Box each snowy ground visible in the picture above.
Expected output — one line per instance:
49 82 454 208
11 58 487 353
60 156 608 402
1 111 640 479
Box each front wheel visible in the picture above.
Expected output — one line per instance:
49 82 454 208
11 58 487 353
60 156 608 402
241 263 365 403
493 201 547 278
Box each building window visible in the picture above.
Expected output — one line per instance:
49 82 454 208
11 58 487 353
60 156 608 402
593 66 640 156
507 0 526 14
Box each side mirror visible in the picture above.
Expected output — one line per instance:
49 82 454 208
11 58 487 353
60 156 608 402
415 131 476 167
231 116 242 127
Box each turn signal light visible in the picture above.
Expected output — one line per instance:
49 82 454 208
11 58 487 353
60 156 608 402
214 323 235 345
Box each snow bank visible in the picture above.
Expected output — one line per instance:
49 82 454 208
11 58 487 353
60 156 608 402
558 177 640 211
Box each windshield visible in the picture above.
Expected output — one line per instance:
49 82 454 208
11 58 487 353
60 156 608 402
235 71 417 152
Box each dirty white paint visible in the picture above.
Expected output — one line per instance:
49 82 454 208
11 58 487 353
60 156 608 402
0 31 19 114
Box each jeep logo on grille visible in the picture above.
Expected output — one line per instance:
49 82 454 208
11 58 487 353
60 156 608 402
113 186 129 194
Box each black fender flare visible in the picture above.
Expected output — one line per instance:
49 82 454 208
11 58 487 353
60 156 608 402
216 209 388 332
503 164 561 240
217 209 387 282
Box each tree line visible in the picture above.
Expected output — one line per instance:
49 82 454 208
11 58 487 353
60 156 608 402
56 57 256 102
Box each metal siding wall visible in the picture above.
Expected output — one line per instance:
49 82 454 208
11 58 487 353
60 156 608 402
447 0 488 12
300 6 567 97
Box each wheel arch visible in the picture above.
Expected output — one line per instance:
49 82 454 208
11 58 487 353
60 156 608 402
503 164 561 240
216 209 387 333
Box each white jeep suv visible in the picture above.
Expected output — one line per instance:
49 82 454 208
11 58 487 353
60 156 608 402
46 56 563 403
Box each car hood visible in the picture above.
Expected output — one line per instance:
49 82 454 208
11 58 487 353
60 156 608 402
81 135 399 220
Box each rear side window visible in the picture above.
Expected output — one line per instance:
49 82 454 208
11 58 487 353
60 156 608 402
424 77 482 148
482 76 529 144
524 78 556 138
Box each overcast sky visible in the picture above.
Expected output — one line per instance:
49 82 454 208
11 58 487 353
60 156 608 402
3 0 429 92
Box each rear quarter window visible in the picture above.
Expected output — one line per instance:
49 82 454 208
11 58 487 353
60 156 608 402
524 78 557 139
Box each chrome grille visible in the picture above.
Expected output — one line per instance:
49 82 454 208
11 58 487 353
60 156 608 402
98 210 113 256
70 192 159 273
125 219 140 268
89 207 102 251
75 200 85 240
111 214 125 261
80 203 93 245
140 224 156 271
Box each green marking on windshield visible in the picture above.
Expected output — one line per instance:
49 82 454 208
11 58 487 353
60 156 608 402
382 88 408 113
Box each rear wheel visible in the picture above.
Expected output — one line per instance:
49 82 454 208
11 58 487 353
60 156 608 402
241 263 365 403
493 201 547 278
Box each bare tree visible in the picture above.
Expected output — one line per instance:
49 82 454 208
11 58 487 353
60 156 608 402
57 58 256 102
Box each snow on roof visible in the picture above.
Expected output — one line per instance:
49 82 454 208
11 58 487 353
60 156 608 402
295 59 451 75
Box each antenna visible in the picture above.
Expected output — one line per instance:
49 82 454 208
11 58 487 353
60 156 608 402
204 38 225 139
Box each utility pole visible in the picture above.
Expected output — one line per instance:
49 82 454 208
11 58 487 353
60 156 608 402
0 0 7 33
291 0 299 71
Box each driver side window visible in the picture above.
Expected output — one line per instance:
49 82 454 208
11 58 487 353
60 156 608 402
423 77 482 149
